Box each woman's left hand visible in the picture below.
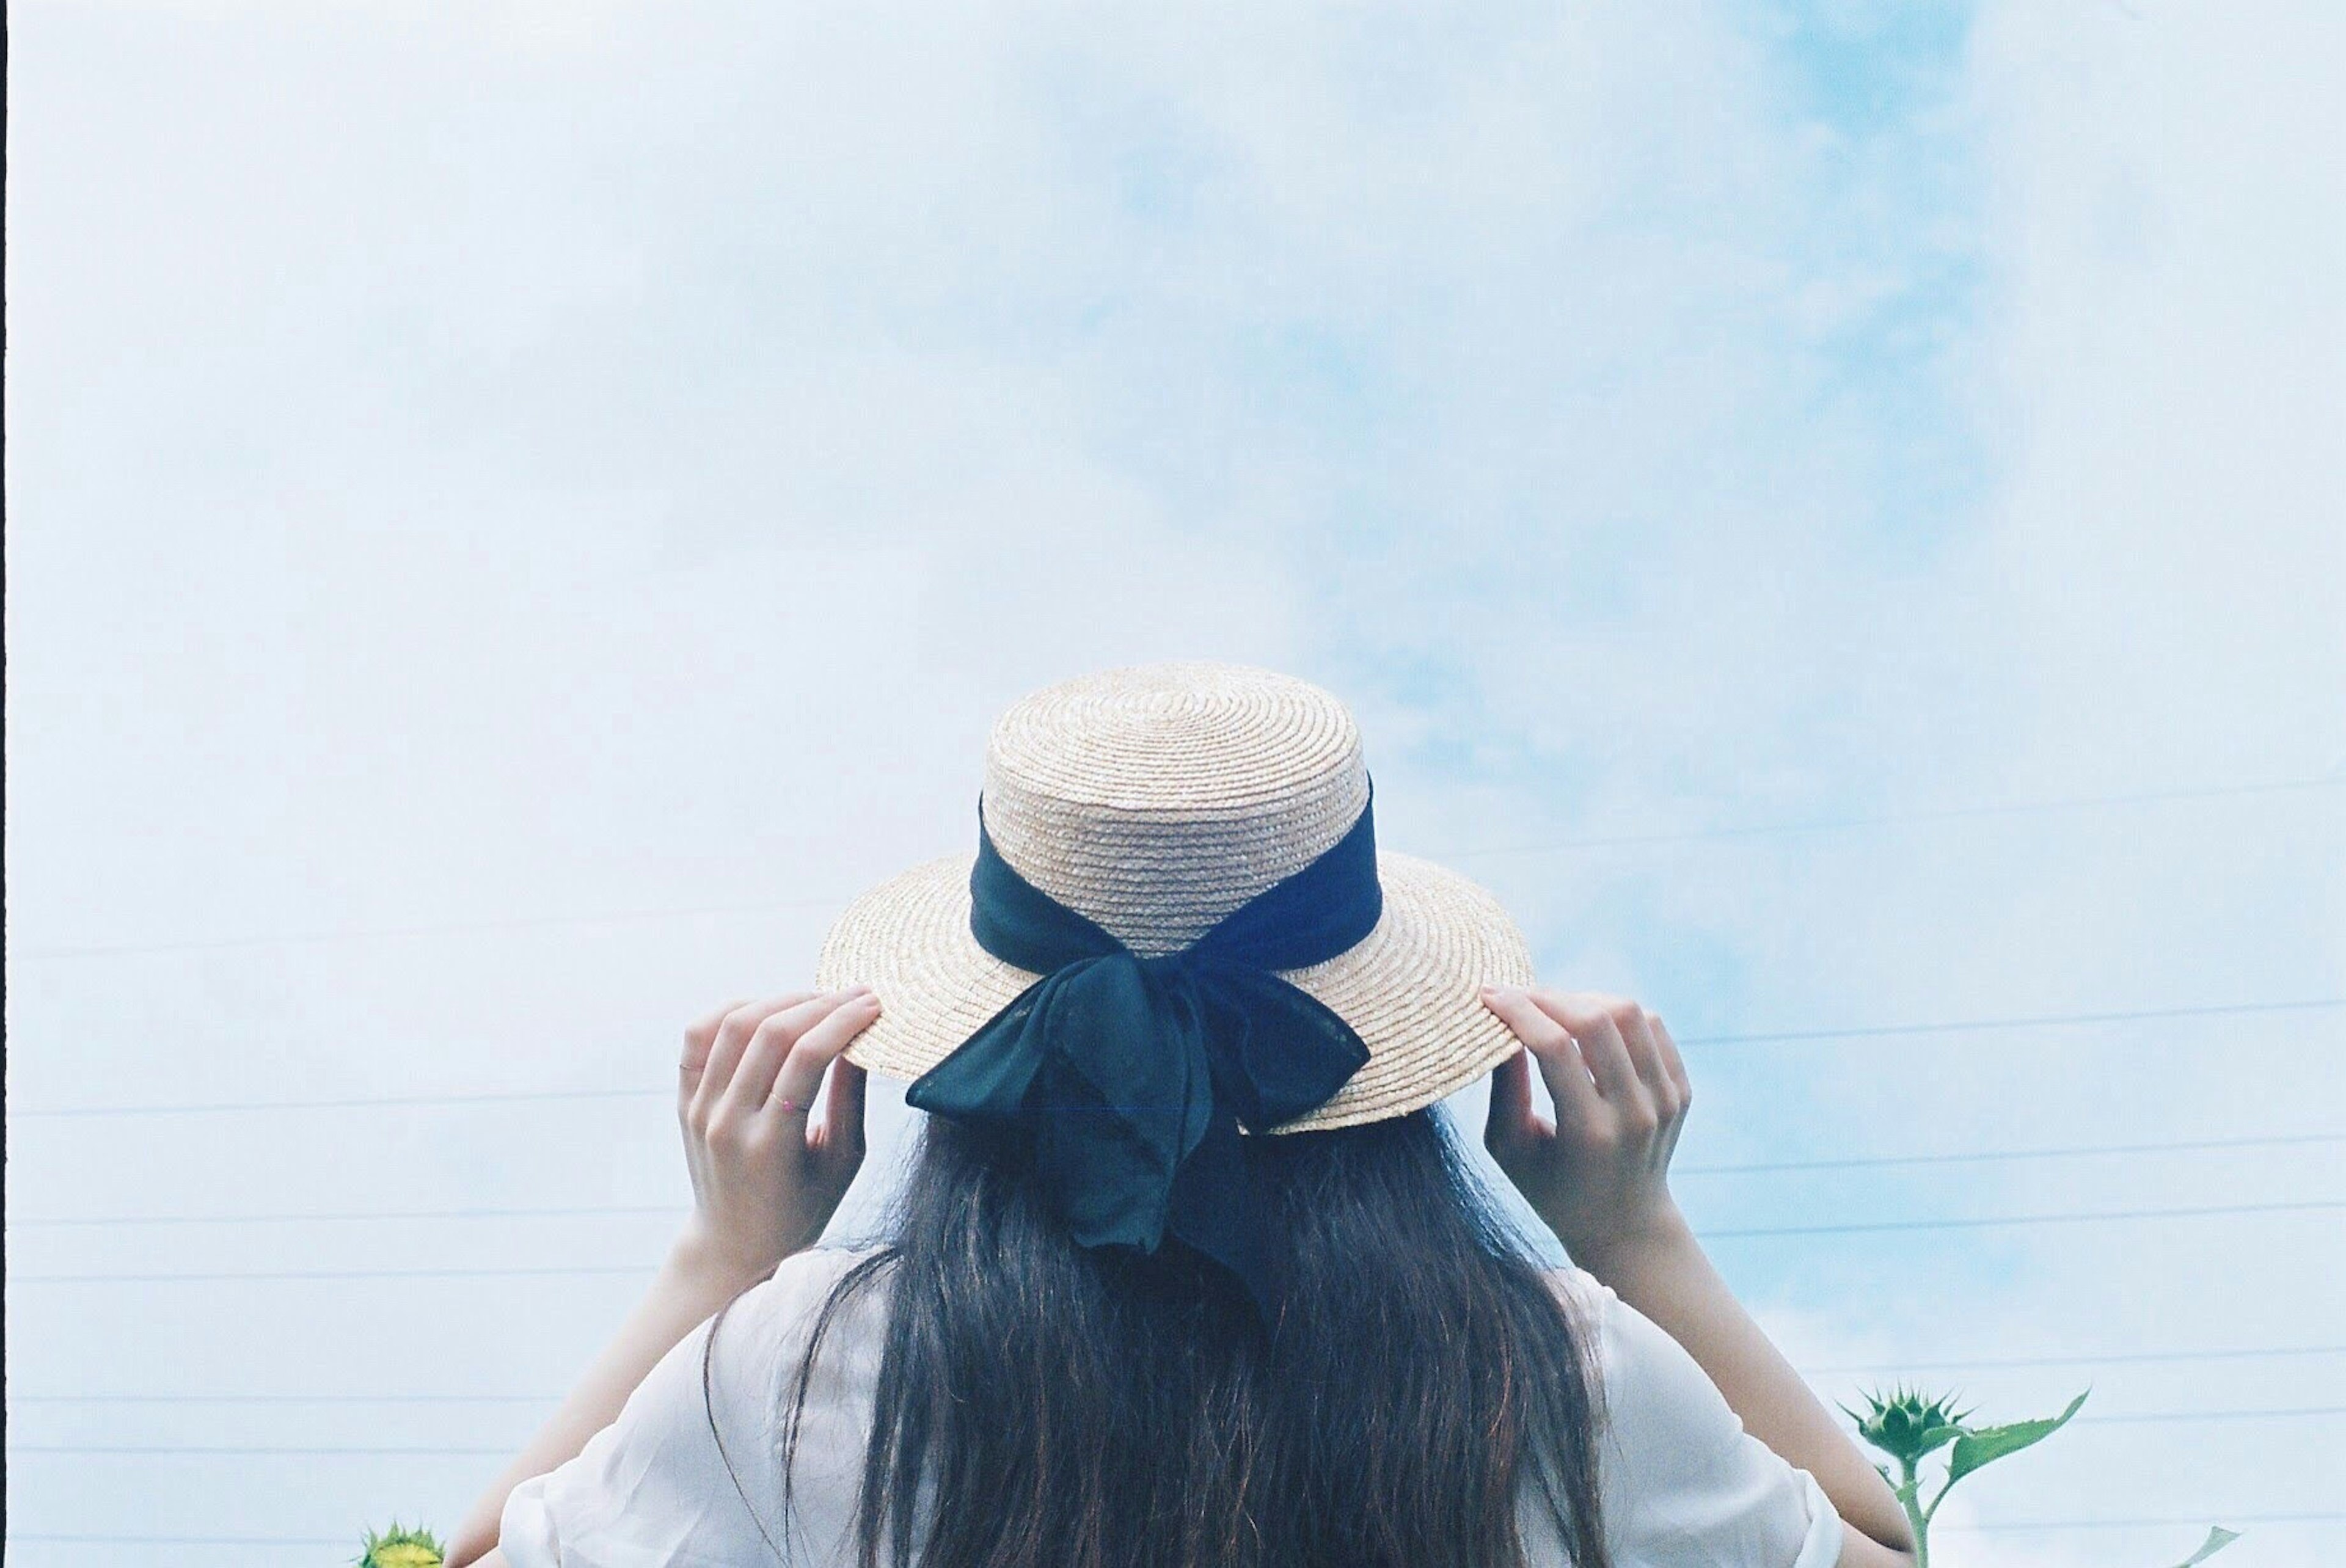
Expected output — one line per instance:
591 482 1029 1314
672 987 880 1285
442 986 882 1567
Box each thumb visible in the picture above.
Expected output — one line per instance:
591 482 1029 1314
1486 1043 1538 1151
820 1059 870 1159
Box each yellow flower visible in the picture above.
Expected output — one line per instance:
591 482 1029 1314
356 1522 444 1568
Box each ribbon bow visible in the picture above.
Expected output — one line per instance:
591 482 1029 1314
905 789 1382 1311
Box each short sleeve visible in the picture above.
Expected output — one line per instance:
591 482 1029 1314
1551 1267 1845 1568
498 1247 879 1568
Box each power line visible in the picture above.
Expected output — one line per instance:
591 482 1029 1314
9 894 849 961
1678 1131 2345 1176
10 1391 2336 1426
1799 1344 2346 1375
13 1084 671 1120
1432 775 2346 862
1675 997 2344 1049
11 1444 510 1456
16 1132 2339 1229
13 1199 2339 1284
2073 1406 2346 1425
12 1391 566 1404
18 1411 2342 1456
13 1518 2339 1547
1701 1198 2344 1241
16 997 2339 1121
18 1345 2342 1405
1939 1514 2345 1533
0 1418 2317 1455
13 1082 681 1119
6 1537 353 1548
7 1203 687 1230
18 775 2336 963
10 1264 658 1285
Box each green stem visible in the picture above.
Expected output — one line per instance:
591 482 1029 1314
1898 1455 1931 1568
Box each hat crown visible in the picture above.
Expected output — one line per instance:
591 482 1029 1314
981 662 1370 957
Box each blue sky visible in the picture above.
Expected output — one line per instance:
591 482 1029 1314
8 1 2341 1562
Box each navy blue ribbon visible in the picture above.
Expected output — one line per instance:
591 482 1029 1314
905 787 1382 1311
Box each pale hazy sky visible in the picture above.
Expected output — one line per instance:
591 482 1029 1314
7 2 2342 1563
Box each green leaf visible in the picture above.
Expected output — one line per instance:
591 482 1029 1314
2164 1526 2242 1567
1943 1390 2090 1487
1913 1423 1965 1459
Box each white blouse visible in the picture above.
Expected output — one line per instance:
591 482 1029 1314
501 1247 1844 1567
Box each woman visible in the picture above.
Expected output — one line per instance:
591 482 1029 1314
447 663 1919 1567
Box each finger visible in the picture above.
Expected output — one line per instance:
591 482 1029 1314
679 997 753 1103
723 990 864 1117
695 993 818 1120
1483 988 1603 1131
1613 1004 1675 1101
1650 1012 1692 1106
1536 991 1642 1106
817 1059 869 1162
770 989 884 1118
1485 1040 1538 1151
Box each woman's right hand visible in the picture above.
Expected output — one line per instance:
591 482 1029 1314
672 988 877 1286
1480 987 1695 1271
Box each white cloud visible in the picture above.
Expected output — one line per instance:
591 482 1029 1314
6 0 2339 1559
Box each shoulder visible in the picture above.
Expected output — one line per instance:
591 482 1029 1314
704 1244 892 1420
1541 1263 1750 1471
726 1244 890 1347
498 1247 892 1567
1537 1265 1845 1565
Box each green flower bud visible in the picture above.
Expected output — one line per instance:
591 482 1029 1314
356 1522 444 1568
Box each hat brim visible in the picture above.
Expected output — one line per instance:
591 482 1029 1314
813 850 1535 1132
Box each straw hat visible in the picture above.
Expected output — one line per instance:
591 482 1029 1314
814 661 1534 1131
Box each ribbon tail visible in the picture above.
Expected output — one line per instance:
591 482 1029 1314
1164 1109 1280 1318
1040 958 1215 1254
910 955 1215 1258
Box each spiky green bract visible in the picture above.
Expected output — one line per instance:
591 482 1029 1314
1840 1384 1973 1468
355 1521 444 1568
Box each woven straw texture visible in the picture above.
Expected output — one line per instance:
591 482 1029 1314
814 662 1535 1131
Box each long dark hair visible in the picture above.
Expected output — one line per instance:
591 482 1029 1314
707 1109 1610 1568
